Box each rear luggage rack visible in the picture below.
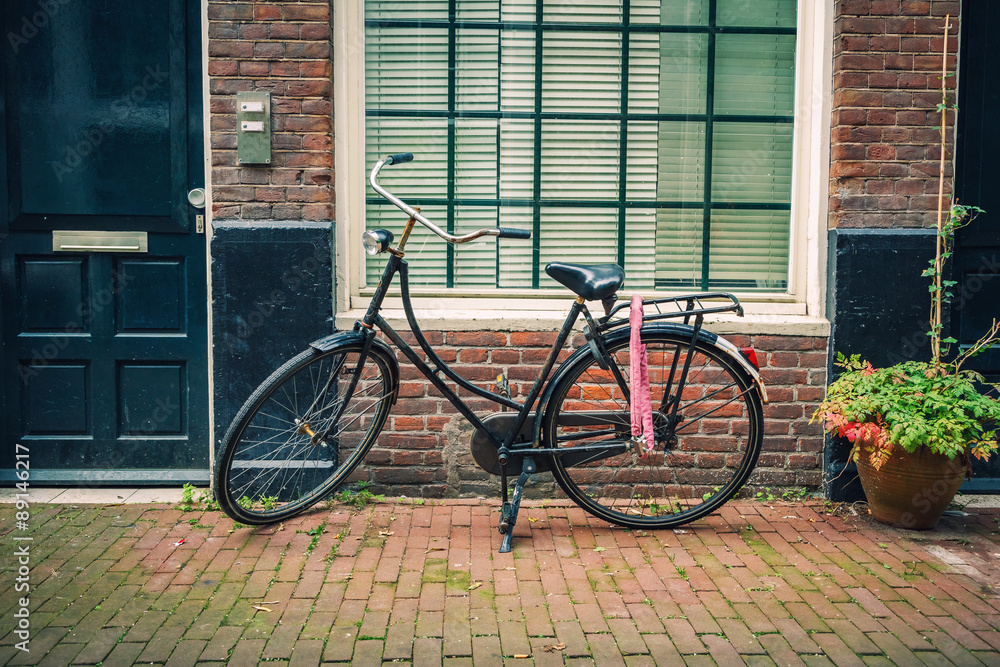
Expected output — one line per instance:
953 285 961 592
598 292 743 330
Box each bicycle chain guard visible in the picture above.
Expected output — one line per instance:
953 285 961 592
470 412 551 476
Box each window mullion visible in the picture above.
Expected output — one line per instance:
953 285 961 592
617 0 630 270
447 0 457 288
531 0 543 289
495 22 502 289
701 0 717 291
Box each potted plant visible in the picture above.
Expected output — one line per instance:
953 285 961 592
816 331 1000 528
815 17 1000 529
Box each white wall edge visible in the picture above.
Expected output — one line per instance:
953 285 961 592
333 1 364 319
788 0 833 320
335 309 831 337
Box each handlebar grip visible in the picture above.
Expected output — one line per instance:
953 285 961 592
386 153 414 165
498 227 531 240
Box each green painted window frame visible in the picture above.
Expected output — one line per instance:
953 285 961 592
364 0 797 293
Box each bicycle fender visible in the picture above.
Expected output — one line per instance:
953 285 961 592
308 331 401 404
599 317 720 345
310 330 366 351
710 334 769 404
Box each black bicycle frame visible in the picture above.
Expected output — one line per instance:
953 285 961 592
360 253 583 457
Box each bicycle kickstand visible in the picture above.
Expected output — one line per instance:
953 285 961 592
498 456 536 553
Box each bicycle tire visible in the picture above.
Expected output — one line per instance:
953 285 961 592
542 327 764 529
214 342 396 524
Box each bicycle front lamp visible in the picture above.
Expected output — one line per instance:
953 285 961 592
362 229 394 255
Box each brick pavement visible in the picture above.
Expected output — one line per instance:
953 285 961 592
2 498 1000 665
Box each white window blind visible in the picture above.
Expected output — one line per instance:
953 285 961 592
364 0 796 292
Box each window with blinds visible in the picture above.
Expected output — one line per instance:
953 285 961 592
364 0 796 292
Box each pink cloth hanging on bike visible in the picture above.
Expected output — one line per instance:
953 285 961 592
630 295 655 457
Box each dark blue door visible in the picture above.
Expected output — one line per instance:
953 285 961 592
0 0 209 483
955 0 1000 487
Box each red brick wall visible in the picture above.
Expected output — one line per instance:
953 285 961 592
830 0 960 229
207 1 333 222
359 331 828 499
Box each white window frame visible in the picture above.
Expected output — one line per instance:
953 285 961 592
333 0 832 336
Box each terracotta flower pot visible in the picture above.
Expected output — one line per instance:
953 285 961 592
855 439 968 530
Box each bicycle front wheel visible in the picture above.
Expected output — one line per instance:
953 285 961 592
214 342 396 524
543 328 764 529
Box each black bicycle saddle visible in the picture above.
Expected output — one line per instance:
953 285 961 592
544 262 625 301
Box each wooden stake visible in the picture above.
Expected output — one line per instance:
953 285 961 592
932 15 950 365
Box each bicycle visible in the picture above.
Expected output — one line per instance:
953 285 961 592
214 153 769 552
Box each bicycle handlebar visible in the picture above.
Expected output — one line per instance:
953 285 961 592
386 152 413 165
370 154 532 245
498 227 531 239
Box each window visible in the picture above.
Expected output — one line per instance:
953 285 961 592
363 0 797 293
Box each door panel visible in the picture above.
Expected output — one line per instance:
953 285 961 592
1 0 208 483
24 364 89 436
118 259 187 333
955 0 1000 486
19 257 89 332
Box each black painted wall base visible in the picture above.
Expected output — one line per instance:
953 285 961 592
826 228 935 501
211 221 334 453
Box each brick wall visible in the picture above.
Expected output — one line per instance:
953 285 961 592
830 0 960 229
207 1 334 222
358 331 828 499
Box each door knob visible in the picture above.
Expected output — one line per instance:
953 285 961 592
187 188 206 209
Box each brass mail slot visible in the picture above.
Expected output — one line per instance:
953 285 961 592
53 230 148 253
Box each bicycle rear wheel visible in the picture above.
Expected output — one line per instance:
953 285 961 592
214 342 396 524
543 328 763 529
